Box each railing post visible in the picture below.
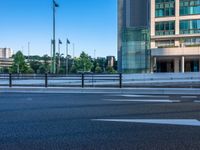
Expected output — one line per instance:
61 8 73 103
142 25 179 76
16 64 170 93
82 73 84 88
9 73 12 87
119 73 122 88
45 73 48 88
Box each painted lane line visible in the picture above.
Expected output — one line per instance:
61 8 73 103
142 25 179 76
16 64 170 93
181 96 197 99
194 100 200 103
103 99 180 103
121 95 169 98
92 119 200 127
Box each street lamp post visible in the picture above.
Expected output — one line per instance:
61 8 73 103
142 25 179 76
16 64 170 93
52 0 59 74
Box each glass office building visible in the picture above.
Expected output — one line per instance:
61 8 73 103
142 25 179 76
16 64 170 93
118 0 150 73
151 0 200 73
118 0 200 73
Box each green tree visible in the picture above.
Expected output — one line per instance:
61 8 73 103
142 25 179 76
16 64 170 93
106 66 117 74
70 64 77 74
95 63 102 73
29 60 42 73
74 52 93 72
9 51 29 74
42 55 50 73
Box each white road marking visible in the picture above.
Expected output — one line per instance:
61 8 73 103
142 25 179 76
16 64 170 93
194 100 200 103
121 95 169 98
92 119 200 127
181 96 197 99
103 99 180 103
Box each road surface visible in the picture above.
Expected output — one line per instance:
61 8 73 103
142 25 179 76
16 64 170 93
0 92 200 150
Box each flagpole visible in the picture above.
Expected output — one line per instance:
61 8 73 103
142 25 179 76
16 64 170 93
66 39 69 75
58 40 61 74
50 39 53 73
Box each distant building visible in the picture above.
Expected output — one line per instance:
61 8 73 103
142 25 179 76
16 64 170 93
0 48 13 72
107 56 115 67
0 48 13 59
0 58 13 68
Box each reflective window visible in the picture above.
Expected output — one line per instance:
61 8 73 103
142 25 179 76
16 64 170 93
180 0 200 15
155 0 175 17
180 19 200 34
155 21 175 35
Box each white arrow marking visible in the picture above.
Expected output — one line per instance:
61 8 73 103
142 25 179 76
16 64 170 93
92 119 200 127
104 99 180 103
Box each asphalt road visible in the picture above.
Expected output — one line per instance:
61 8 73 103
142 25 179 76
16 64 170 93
0 92 200 150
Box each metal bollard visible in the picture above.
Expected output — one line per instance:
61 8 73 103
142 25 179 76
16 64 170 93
119 73 122 88
9 74 12 87
45 73 48 88
82 74 84 88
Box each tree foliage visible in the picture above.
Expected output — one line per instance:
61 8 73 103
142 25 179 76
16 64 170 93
73 52 93 73
9 51 29 74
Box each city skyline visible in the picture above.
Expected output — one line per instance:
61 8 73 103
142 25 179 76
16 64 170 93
0 0 117 58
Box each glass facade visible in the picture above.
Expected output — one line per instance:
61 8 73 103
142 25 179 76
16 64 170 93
155 21 175 35
180 0 200 15
180 19 200 34
155 0 175 17
121 28 150 73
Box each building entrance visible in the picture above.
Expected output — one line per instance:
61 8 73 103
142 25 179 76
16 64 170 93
157 60 174 73
185 60 199 72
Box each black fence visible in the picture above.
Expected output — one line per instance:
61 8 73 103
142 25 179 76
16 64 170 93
0 74 123 88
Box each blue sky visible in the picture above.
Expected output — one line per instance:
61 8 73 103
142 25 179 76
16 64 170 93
0 0 117 57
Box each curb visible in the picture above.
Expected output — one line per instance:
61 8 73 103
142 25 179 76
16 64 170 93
0 87 200 95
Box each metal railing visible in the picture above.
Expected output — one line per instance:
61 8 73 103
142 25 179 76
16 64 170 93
0 73 122 88
0 72 200 88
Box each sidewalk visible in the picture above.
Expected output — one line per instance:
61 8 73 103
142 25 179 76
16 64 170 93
0 87 200 95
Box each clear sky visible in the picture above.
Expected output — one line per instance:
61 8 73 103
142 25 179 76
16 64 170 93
0 0 117 58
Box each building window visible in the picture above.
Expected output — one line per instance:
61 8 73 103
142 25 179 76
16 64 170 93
180 19 200 34
155 21 175 35
183 37 200 45
156 40 175 47
155 0 175 17
180 0 200 15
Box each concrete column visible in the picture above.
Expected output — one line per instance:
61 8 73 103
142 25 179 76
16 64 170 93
182 56 185 73
174 58 180 73
175 0 180 35
153 57 157 72
150 0 155 37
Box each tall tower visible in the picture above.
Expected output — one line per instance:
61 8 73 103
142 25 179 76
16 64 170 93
118 0 150 73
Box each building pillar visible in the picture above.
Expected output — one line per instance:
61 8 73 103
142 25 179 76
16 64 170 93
174 58 180 73
153 57 157 72
182 56 185 73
